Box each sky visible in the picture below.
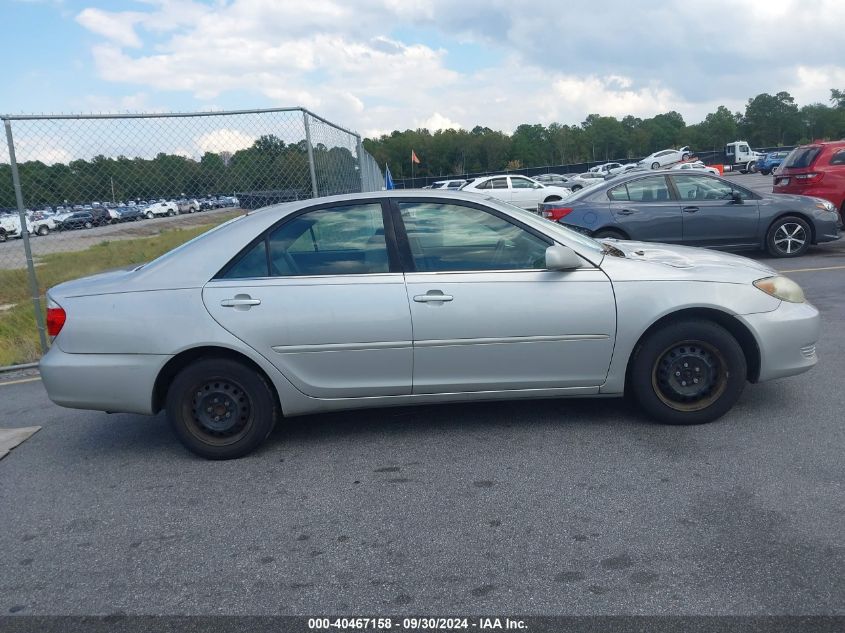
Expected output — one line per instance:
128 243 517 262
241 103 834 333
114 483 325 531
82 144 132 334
2 0 845 141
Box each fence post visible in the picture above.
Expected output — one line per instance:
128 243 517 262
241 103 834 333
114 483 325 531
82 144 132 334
355 135 367 193
3 118 48 354
302 110 319 198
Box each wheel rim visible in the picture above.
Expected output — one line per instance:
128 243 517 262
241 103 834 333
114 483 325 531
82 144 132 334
773 222 807 254
651 340 728 412
183 377 253 446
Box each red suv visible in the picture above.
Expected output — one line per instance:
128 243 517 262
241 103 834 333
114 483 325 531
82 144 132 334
774 141 845 223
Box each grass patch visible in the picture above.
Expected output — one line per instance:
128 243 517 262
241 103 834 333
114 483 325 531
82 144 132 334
0 214 238 366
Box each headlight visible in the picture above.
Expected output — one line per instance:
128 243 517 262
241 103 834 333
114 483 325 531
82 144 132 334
812 198 835 213
753 276 805 303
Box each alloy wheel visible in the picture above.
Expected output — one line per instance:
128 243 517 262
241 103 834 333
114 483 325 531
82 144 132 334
773 222 807 255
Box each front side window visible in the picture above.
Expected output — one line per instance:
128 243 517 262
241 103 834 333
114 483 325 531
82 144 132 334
608 184 629 201
398 202 550 272
672 175 751 201
626 176 672 202
221 203 389 278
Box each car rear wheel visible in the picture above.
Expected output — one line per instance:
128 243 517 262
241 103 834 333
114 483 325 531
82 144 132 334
766 215 811 257
0 230 6 243
592 228 627 240
146 211 154 219
83 221 93 229
630 320 746 425
166 358 279 460
37 225 49 236
651 162 660 169
681 153 690 161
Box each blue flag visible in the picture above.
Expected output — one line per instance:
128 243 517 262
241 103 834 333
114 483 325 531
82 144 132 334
384 164 395 190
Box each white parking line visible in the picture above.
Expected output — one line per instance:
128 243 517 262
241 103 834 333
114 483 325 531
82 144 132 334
779 264 845 274
0 376 41 387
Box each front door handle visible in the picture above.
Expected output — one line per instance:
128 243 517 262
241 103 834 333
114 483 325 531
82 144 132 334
617 209 635 215
682 206 699 213
413 290 454 303
220 294 261 310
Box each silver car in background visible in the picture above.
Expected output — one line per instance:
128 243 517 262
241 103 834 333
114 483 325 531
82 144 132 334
41 191 819 459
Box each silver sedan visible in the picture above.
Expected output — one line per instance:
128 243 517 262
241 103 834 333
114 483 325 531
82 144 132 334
41 191 820 459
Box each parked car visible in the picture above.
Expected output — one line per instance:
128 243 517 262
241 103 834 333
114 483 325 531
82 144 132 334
0 213 22 242
144 201 178 218
28 213 57 236
671 161 720 176
538 170 840 257
533 173 571 186
756 151 790 176
177 198 200 214
462 175 571 209
638 147 692 169
115 205 145 222
589 162 624 176
40 190 821 459
774 141 845 221
429 179 467 190
54 211 95 231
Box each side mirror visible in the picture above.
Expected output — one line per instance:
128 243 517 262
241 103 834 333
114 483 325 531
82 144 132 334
731 190 743 203
545 244 582 271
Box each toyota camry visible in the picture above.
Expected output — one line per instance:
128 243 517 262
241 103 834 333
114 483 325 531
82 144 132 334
40 191 819 459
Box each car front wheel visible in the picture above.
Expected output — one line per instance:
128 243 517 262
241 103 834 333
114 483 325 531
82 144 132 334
37 225 49 236
766 215 811 257
166 358 279 459
630 320 746 425
651 162 660 169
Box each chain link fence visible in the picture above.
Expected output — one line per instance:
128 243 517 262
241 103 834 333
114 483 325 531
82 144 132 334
0 108 383 368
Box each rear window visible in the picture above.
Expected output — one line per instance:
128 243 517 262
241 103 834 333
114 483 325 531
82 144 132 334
783 147 821 169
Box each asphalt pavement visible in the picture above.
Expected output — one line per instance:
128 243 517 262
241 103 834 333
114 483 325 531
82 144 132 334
0 180 843 616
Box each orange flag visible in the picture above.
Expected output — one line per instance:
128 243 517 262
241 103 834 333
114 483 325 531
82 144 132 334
411 150 420 164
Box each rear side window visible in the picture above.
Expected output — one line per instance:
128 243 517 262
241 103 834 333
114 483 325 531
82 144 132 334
626 176 672 202
220 203 389 278
829 149 845 166
783 147 821 168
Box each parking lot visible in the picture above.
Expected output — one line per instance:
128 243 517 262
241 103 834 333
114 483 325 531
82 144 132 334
1 173 843 616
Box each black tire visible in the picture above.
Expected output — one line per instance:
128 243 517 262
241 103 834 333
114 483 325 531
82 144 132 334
760 169 770 176
37 225 49 236
146 211 154 219
681 152 690 161
167 210 175 217
166 357 279 459
84 221 93 229
630 320 746 425
592 228 627 240
651 162 660 169
543 196 562 203
766 215 811 257
0 229 6 243
571 185 582 191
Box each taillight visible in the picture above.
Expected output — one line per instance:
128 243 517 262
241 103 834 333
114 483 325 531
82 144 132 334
794 172 823 183
542 206 573 221
46 297 66 337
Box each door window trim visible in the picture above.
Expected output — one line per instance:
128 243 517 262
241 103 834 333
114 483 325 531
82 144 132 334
386 197 554 274
212 198 401 280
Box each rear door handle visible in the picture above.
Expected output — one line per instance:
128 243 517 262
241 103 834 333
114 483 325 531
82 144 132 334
617 209 635 215
413 291 454 303
683 206 699 213
220 294 261 309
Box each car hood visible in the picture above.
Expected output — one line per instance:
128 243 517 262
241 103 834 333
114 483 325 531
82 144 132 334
601 240 777 282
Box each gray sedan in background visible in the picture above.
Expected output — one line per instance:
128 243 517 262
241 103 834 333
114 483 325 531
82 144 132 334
540 171 841 257
41 191 819 459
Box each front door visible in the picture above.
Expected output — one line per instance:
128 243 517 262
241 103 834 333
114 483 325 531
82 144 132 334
671 174 759 247
509 175 540 209
393 200 616 394
203 201 412 399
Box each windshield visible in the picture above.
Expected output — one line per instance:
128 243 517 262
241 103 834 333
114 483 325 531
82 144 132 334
783 146 820 169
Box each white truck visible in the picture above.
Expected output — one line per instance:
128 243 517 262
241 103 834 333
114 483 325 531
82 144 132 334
724 141 764 173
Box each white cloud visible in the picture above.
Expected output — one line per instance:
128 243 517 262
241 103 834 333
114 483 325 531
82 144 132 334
74 0 845 135
195 129 256 154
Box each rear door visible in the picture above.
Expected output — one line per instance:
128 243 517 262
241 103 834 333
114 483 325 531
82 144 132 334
606 175 683 243
671 174 759 247
203 201 413 399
